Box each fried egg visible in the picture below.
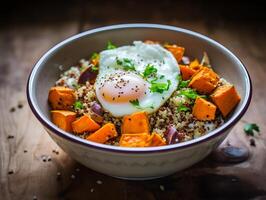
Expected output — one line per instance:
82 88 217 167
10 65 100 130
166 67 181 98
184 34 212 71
95 41 180 117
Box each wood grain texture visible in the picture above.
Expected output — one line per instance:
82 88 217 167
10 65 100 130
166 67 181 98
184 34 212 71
0 1 266 199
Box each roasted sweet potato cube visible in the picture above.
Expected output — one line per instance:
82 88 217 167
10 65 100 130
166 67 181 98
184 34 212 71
87 123 118 144
119 133 152 147
48 86 76 110
211 85 241 117
179 64 197 80
150 133 166 146
192 97 217 121
72 114 100 134
189 67 220 94
121 111 149 134
164 44 185 62
51 110 77 132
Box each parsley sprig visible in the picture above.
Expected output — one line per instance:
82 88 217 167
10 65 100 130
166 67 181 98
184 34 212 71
244 123 260 136
74 100 83 110
178 88 206 100
129 99 154 109
129 99 141 109
106 41 117 50
177 75 190 89
150 80 171 94
143 64 157 78
116 58 136 71
177 102 190 112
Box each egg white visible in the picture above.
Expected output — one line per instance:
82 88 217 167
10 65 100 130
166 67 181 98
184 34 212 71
95 41 180 117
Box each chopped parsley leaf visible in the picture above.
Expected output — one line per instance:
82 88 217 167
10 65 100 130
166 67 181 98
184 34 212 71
177 103 190 112
106 41 117 50
160 75 165 79
150 80 171 93
244 123 260 136
177 75 190 89
143 64 157 78
130 99 154 109
179 88 206 100
129 99 140 107
74 101 83 109
91 52 99 60
91 65 99 72
116 58 136 71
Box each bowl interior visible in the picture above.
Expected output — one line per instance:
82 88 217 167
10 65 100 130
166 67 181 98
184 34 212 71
29 24 250 150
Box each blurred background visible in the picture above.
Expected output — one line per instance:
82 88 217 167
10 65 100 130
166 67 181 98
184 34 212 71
1 1 266 200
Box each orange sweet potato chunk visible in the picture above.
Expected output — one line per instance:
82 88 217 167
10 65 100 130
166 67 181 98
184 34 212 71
121 111 149 134
86 123 118 144
211 85 241 117
179 64 197 80
48 86 76 110
119 133 152 147
72 114 100 134
51 110 77 132
150 133 166 146
189 67 220 94
144 40 160 44
164 44 185 62
192 97 217 121
189 59 202 71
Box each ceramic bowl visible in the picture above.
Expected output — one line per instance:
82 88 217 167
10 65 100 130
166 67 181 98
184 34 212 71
27 24 251 180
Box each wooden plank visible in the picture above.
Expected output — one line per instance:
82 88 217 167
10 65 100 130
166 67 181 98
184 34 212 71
0 22 79 200
0 2 266 199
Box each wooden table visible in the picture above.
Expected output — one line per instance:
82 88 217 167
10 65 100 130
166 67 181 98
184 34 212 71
1 1 265 199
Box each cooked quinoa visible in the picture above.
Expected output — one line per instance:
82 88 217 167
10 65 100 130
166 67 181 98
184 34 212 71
49 41 241 147
55 59 224 145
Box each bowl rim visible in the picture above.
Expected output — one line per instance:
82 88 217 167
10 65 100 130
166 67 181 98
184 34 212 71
27 23 252 153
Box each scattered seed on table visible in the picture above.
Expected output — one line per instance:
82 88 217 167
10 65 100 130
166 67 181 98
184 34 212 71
159 185 165 191
96 180 102 185
8 170 14 175
7 135 14 139
56 172 61 180
47 156 52 161
24 150 28 153
17 103 23 109
250 138 256 147
33 195 37 200
90 188 94 193
52 149 60 155
71 174 76 179
9 107 16 112
41 155 47 162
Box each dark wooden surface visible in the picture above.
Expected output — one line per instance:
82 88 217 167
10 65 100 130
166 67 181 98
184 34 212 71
0 1 266 199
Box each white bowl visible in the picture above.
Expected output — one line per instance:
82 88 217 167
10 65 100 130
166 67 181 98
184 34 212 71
27 24 252 180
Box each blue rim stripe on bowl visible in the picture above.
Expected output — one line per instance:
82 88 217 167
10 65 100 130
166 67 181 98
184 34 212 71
27 23 252 153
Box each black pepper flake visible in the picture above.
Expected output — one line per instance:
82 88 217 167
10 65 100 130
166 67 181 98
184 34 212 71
112 97 115 101
7 135 14 139
8 170 14 175
24 150 28 153
250 138 256 147
9 107 16 112
17 103 23 109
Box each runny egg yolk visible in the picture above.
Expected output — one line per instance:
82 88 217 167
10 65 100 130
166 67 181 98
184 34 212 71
98 72 147 103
